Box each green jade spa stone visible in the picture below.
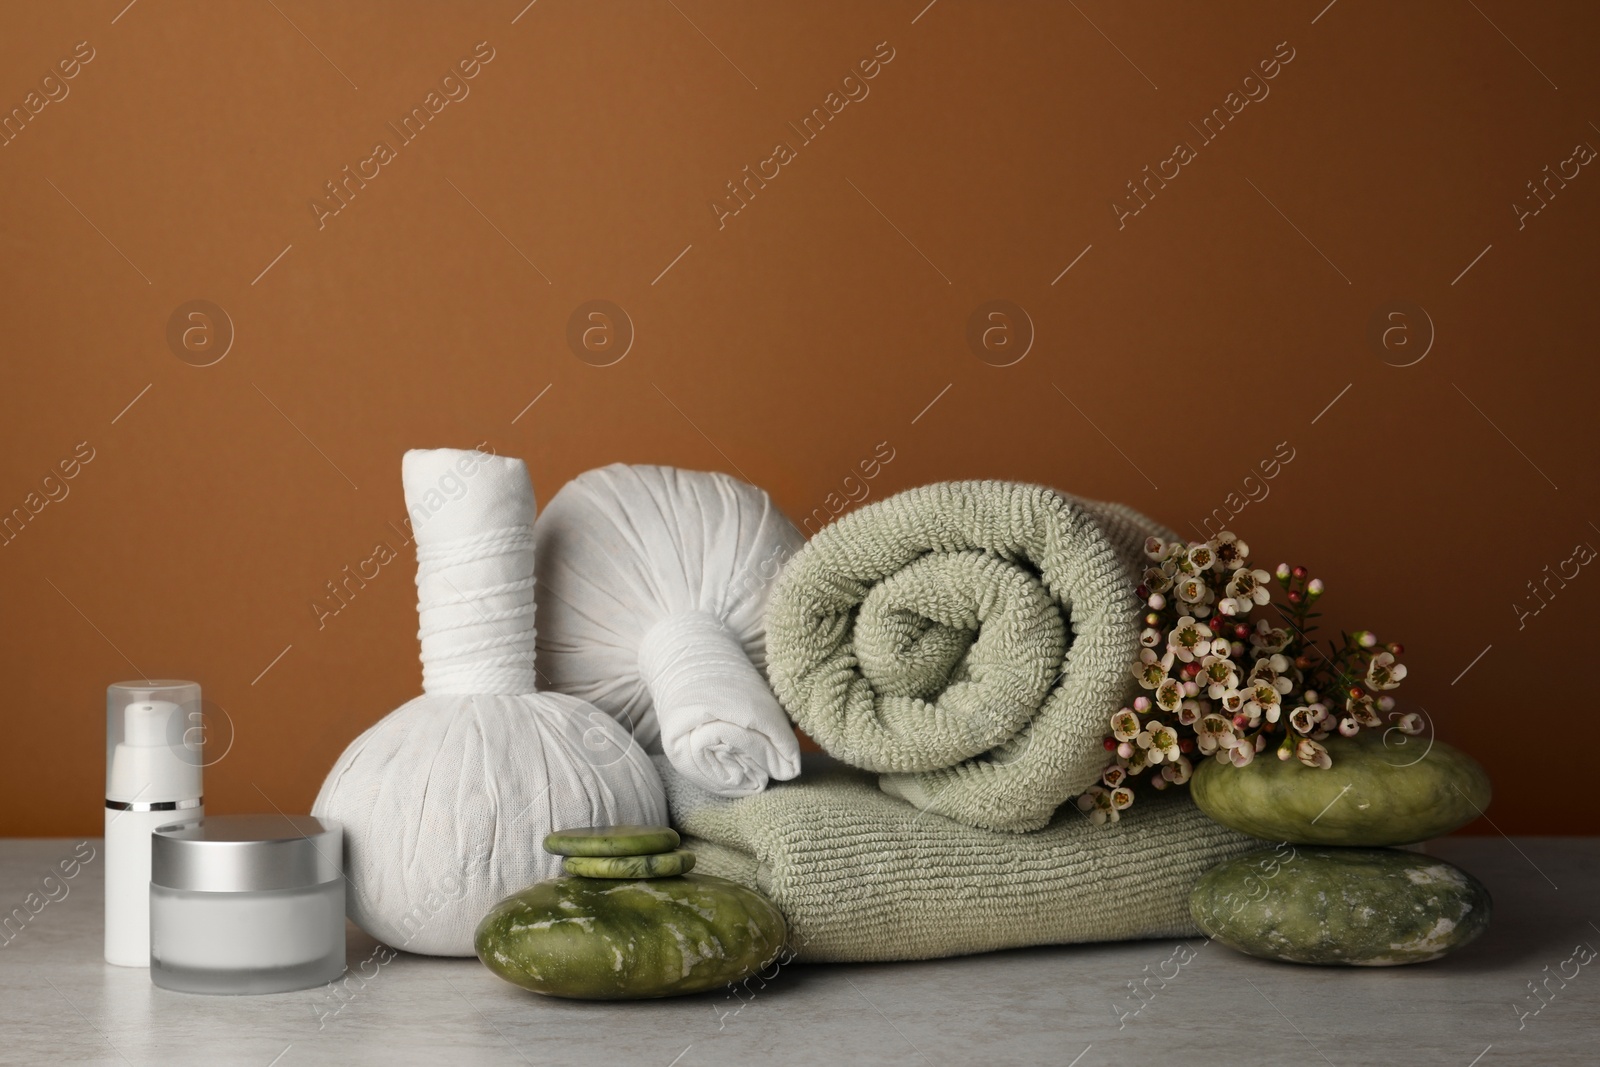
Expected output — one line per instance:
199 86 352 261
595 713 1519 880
1190 846 1492 966
542 825 681 857
563 850 696 879
475 873 788 999
1190 732 1491 846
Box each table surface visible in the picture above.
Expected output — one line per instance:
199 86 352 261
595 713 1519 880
0 836 1594 1066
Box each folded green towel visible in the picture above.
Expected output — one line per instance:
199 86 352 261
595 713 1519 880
661 755 1257 963
765 481 1166 831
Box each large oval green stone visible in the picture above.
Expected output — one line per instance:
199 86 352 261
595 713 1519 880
1190 733 1491 845
543 825 681 857
1191 846 1492 966
475 874 787 999
563 850 696 879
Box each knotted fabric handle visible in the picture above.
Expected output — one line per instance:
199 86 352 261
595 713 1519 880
403 448 539 695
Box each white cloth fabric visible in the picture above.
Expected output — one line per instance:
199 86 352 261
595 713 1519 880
313 448 666 956
638 610 801 796
534 464 803 797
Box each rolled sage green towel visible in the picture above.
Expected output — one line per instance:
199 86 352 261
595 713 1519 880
765 480 1167 831
660 755 1257 963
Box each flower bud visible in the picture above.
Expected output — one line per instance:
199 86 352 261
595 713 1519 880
1148 593 1166 610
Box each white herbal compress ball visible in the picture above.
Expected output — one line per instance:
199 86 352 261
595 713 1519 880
534 464 804 797
313 448 666 956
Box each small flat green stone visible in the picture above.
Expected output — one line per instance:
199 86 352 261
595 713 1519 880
564 850 696 879
543 825 680 857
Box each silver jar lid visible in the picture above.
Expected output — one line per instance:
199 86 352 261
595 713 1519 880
152 814 342 892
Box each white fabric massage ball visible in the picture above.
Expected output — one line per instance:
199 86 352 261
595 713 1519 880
533 464 804 797
313 448 667 956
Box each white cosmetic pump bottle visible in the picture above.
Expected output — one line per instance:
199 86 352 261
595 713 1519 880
105 681 205 967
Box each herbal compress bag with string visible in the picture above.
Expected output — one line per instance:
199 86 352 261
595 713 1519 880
313 448 666 957
533 464 803 797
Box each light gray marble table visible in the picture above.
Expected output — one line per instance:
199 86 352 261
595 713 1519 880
0 837 1593 1066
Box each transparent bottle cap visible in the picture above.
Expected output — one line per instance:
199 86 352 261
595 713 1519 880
106 680 204 804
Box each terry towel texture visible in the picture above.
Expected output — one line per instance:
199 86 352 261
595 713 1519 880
661 755 1257 963
765 480 1169 832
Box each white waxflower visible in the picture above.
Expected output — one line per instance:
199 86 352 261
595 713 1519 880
1175 575 1210 606
1248 654 1295 695
1346 693 1382 727
1395 712 1425 735
1195 714 1234 755
1083 787 1118 825
1136 722 1180 763
1131 648 1172 689
1296 738 1332 769
1245 682 1281 722
1201 654 1239 698
1366 652 1406 691
1140 626 1163 649
1161 755 1194 785
1250 619 1292 653
1187 542 1217 571
1167 616 1214 663
1213 532 1249 569
1226 567 1273 606
1111 708 1142 742
1154 678 1184 714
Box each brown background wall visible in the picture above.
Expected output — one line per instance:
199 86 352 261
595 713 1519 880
2 1 1594 837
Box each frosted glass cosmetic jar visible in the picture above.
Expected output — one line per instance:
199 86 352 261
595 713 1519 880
150 814 345 994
